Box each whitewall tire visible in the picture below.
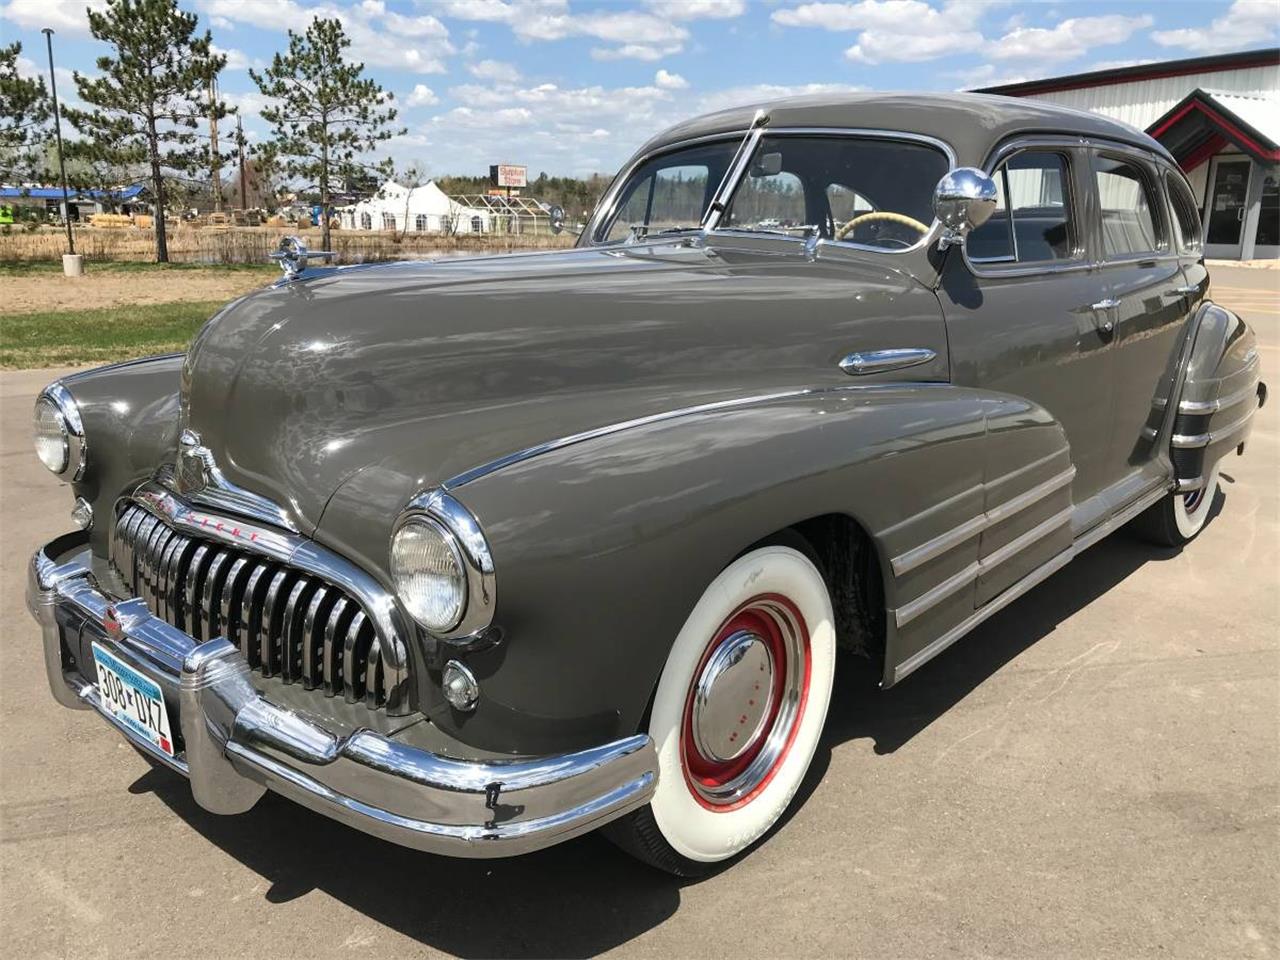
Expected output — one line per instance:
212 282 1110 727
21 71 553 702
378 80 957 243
1134 461 1222 547
606 544 837 874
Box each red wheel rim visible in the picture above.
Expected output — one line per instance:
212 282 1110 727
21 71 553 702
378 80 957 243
680 593 811 812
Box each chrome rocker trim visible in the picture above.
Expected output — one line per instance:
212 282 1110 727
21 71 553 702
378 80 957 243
28 534 658 858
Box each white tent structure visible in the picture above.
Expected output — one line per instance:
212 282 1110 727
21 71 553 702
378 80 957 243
339 180 490 234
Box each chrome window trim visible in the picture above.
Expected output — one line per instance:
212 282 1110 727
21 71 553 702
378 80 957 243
39 381 88 481
584 129 753 246
705 127 957 256
1160 165 1205 257
962 137 1088 277
1089 144 1174 264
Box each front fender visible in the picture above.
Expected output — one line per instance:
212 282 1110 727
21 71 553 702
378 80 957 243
435 383 1066 755
52 355 184 554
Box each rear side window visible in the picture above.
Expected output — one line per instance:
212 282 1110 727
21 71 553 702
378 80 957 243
1094 156 1164 258
1166 171 1203 254
967 151 1076 263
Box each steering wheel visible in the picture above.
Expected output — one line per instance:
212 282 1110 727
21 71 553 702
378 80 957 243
834 211 930 243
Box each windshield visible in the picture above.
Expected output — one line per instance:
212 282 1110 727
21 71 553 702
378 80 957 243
593 139 740 244
721 135 948 250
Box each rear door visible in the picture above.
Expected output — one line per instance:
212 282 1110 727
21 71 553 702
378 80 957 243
1091 148 1195 492
939 141 1112 605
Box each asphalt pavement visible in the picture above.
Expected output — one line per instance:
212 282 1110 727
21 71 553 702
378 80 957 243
1 265 1276 959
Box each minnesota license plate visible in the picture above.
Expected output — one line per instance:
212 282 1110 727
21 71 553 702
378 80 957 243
91 642 175 757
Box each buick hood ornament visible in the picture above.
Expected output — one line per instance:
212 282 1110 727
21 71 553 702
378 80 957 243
270 235 335 280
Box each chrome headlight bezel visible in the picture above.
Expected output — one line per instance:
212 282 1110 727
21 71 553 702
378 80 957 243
33 382 86 480
390 490 496 639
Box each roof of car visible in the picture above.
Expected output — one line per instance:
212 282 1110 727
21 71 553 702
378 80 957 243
635 91 1174 168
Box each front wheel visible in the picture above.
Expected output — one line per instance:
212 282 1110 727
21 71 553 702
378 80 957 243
1133 461 1222 547
605 544 836 876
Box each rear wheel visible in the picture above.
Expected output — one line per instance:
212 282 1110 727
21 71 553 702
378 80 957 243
605 544 836 876
1133 461 1221 547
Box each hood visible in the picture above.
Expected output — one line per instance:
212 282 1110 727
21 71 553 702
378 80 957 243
181 240 940 537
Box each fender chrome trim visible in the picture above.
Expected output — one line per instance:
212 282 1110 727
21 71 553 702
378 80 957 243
1171 402 1259 448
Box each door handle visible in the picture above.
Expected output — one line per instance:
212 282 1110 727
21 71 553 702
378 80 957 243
1090 298 1118 335
1174 285 1199 295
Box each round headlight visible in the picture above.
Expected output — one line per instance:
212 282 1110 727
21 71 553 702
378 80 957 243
33 396 70 474
391 516 467 632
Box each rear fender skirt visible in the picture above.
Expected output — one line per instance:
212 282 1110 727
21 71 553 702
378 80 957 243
1169 301 1261 482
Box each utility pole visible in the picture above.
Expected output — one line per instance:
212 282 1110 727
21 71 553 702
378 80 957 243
208 74 221 213
237 114 247 210
42 28 75 255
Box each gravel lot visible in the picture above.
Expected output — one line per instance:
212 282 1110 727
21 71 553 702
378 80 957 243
1 266 1276 959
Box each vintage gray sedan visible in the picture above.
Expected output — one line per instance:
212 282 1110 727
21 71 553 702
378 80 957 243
28 93 1266 876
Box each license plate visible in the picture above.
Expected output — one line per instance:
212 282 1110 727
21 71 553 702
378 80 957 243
91 642 175 757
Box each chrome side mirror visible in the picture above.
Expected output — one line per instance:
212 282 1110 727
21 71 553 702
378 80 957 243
932 168 999 250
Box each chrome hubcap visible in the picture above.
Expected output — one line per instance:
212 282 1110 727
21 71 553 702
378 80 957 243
691 631 775 763
681 595 810 809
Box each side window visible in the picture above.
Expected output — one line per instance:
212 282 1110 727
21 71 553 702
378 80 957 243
1094 156 1164 259
723 168 807 235
826 183 874 226
967 150 1076 263
1165 171 1203 254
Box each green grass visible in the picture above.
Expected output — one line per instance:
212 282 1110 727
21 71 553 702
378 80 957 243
0 300 225 368
0 260 278 277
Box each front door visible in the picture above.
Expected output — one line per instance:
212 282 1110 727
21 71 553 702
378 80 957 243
1203 157 1252 259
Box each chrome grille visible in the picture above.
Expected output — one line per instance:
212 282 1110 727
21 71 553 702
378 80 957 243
110 502 395 710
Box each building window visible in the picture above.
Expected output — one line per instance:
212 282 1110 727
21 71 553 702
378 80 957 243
471 215 483 233
1258 173 1278 248
968 151 1076 263
382 212 396 231
1094 156 1164 259
360 212 372 230
415 214 428 232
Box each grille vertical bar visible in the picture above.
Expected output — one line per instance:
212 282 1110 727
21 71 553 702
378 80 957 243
109 503 400 711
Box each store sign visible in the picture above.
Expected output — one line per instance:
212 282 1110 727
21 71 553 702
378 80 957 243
490 164 527 188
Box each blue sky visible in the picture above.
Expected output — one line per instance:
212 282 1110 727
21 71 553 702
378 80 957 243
2 0 1276 177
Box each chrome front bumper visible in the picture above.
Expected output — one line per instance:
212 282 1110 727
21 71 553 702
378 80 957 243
28 533 657 858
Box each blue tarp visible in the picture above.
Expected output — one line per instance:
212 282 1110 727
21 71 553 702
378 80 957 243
0 184 146 201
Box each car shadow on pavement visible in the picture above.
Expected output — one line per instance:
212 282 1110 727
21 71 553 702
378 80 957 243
129 520 1199 958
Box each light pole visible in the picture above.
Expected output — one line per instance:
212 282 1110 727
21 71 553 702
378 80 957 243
42 27 75 257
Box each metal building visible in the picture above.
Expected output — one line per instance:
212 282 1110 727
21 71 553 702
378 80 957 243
976 48 1279 260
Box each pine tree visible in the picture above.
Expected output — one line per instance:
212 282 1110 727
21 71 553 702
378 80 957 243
251 17 404 253
63 0 229 262
0 41 51 184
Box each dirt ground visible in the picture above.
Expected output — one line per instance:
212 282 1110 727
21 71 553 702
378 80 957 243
0 269 275 316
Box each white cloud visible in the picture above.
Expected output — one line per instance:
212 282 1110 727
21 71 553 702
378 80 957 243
590 43 684 61
211 44 252 71
405 84 439 107
772 1 988 64
197 0 454 74
654 69 688 90
428 0 689 58
990 14 1154 63
1152 0 1280 54
641 0 745 19
944 62 1039 90
846 31 982 64
468 59 521 83
0 0 106 34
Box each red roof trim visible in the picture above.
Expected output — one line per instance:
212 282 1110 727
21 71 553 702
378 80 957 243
1150 98 1280 162
1180 134 1227 173
976 48 1280 97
